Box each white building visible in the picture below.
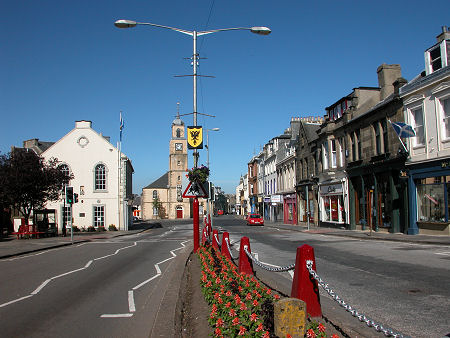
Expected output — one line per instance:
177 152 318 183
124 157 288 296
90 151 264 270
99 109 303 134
43 120 133 231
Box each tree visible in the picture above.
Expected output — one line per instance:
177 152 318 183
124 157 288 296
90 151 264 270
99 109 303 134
0 150 73 225
152 196 166 219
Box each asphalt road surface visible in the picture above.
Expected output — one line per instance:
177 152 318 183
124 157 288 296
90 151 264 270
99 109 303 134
216 215 450 338
0 221 192 338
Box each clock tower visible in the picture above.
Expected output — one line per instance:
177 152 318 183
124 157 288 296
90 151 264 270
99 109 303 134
169 111 188 210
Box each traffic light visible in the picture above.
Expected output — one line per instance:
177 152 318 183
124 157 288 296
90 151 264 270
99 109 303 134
209 182 215 201
65 186 73 204
74 193 79 203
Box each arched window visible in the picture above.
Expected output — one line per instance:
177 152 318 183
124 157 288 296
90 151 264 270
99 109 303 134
94 164 106 190
58 164 70 187
176 128 181 138
153 190 158 199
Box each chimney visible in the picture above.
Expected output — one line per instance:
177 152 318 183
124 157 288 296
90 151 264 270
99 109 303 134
437 26 450 43
377 64 402 100
75 120 92 129
393 77 408 95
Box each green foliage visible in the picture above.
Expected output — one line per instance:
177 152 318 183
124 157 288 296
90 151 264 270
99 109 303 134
0 151 73 223
187 165 209 183
108 224 118 231
72 225 80 232
97 226 106 232
87 226 96 232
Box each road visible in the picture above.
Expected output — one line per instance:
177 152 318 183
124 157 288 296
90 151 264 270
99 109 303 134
0 221 192 338
216 215 450 338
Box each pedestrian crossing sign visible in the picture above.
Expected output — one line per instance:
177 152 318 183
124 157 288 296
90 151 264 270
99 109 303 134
187 126 203 149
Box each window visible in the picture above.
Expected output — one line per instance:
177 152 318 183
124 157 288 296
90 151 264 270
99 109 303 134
382 119 388 153
440 97 450 139
62 205 71 227
356 130 361 160
322 141 329 170
374 122 381 155
351 133 356 161
339 138 344 167
411 107 425 146
93 205 105 227
176 128 181 138
94 164 106 190
417 181 445 222
331 139 337 168
425 40 449 75
58 164 70 187
153 190 158 199
153 207 158 216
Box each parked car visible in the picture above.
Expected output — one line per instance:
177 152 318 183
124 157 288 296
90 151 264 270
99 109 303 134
218 210 224 215
246 214 264 226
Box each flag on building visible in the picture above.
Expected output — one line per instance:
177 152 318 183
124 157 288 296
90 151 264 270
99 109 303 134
389 120 416 138
120 111 124 141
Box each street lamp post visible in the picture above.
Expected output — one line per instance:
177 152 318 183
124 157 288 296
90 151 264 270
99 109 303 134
114 19 270 249
206 128 220 226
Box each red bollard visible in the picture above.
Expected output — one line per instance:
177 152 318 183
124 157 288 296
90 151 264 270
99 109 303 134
212 229 219 249
238 237 254 275
221 232 231 260
290 244 322 317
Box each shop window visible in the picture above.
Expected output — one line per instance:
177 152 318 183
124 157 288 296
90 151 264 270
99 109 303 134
417 181 446 222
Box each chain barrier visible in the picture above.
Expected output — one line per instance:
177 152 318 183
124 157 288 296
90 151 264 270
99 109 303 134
243 245 295 272
305 260 407 338
225 238 239 260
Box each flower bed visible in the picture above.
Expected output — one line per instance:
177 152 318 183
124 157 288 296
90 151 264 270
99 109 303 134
197 244 339 338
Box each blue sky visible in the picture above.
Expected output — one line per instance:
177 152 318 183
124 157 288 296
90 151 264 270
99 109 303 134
1 0 449 194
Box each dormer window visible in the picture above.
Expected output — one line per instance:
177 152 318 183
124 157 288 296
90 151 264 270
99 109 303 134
425 39 449 75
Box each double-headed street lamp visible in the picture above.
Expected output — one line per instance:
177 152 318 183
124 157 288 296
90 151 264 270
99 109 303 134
206 128 220 225
114 19 270 250
114 19 271 168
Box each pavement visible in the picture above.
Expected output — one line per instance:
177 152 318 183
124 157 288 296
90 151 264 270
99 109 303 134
1 218 449 337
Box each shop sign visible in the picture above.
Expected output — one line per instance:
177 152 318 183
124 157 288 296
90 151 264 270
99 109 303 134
320 183 343 195
264 197 271 203
258 197 263 203
271 195 282 203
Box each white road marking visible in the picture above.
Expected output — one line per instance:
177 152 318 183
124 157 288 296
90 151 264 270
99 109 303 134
100 314 133 318
435 251 450 256
0 243 137 309
128 290 136 312
2 243 86 262
104 240 190 319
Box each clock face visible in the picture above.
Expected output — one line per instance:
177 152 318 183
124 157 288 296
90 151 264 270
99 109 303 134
175 143 183 151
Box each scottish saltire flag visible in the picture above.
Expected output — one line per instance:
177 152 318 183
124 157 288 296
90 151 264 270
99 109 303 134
119 111 124 141
389 120 416 138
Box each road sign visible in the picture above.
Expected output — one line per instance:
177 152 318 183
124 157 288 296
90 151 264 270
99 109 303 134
182 181 208 198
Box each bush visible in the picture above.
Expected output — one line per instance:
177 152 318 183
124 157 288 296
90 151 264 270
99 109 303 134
97 226 106 232
87 226 96 232
108 224 118 231
72 226 80 232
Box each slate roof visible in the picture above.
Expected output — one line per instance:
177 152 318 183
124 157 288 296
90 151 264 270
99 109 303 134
303 122 320 142
143 172 169 189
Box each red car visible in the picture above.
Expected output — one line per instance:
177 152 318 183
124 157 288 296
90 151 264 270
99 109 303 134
246 214 264 226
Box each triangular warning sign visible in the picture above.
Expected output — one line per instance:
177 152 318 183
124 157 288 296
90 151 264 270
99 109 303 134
182 181 208 198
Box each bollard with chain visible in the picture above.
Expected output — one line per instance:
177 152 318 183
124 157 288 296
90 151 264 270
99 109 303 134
291 244 322 317
221 232 232 260
212 229 219 249
239 237 254 275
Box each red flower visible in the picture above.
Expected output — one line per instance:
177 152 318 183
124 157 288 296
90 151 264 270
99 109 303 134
287 335 292 338
215 277 221 284
318 323 326 333
239 302 247 311
332 335 340 338
256 323 264 332
214 327 222 337
246 292 252 300
262 331 270 338
252 299 259 307
306 329 317 338
214 292 220 299
238 326 246 335
232 317 240 326
206 281 212 287
215 318 224 327
225 302 231 308
226 290 232 297
250 313 258 322
217 297 223 304
229 308 237 317
274 294 280 300
266 289 272 295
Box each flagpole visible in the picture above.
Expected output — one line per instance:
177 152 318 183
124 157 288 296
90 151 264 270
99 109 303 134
118 111 123 230
388 119 409 154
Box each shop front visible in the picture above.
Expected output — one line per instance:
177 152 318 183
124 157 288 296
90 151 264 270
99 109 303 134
270 195 283 222
407 160 450 235
319 181 347 227
283 193 297 225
